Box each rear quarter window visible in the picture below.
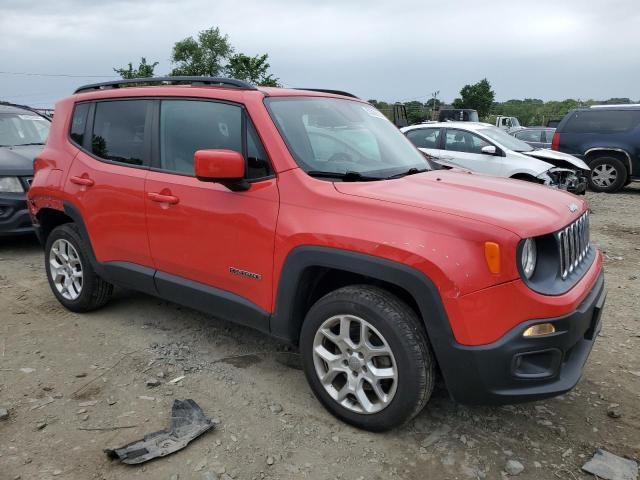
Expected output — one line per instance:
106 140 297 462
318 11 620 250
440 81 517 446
563 110 640 134
69 103 90 145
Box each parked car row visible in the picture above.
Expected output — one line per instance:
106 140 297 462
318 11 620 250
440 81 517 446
22 77 606 431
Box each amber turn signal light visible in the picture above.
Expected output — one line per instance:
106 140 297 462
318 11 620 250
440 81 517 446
522 323 556 337
484 242 501 274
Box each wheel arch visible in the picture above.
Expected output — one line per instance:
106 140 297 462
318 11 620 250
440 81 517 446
36 207 74 245
584 148 632 175
269 246 452 348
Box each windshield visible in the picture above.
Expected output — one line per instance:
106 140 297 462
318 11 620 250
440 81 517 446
477 126 533 152
0 111 50 146
265 97 430 179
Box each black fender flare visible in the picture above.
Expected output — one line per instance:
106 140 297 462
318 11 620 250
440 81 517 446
269 246 454 349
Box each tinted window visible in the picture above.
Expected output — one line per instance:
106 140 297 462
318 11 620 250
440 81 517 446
444 129 491 154
563 110 640 134
514 129 543 142
160 100 242 175
70 103 89 145
406 128 441 149
92 100 149 165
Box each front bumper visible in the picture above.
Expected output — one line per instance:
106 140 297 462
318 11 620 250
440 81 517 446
440 271 606 404
0 193 33 237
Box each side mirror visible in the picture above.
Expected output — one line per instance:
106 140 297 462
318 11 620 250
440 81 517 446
194 149 248 191
481 145 497 155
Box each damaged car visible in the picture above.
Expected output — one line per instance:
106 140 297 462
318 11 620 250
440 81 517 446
402 122 589 194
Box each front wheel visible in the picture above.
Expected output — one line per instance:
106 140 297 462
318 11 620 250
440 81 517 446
300 285 435 431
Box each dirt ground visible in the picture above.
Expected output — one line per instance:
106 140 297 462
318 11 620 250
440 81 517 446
1 186 639 480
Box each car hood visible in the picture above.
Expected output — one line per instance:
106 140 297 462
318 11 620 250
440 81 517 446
521 149 590 171
0 145 41 176
334 170 586 238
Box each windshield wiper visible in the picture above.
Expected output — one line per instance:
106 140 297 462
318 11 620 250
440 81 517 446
385 167 429 179
306 170 382 182
13 142 44 146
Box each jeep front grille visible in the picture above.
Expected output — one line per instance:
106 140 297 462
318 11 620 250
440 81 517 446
556 212 590 279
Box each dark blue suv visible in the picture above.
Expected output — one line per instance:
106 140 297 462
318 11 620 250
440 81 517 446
552 105 640 193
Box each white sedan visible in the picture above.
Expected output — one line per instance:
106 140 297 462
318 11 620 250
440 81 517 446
401 122 590 194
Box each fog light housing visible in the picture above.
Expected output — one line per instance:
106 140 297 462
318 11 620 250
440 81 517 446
522 323 556 337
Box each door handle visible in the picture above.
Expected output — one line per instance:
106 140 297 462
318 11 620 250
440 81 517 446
70 176 95 187
147 192 179 205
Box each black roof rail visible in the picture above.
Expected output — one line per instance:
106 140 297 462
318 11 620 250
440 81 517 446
73 76 257 94
294 88 359 99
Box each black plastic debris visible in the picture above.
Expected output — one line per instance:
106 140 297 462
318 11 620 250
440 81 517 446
106 399 214 464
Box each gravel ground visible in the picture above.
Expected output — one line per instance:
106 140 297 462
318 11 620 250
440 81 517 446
1 186 639 480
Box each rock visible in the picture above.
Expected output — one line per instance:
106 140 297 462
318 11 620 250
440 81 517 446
533 461 542 468
78 401 97 407
220 475 233 480
107 398 117 406
19 368 35 373
505 460 525 476
331 435 339 443
269 403 283 414
77 408 87 414
582 449 638 480
170 475 179 480
52 470 62 476
53 393 63 399
36 422 47 430
146 378 161 388
562 448 572 458
81 414 89 421
0 408 8 420
607 407 622 419
266 455 275 466
138 396 155 401
75 372 87 378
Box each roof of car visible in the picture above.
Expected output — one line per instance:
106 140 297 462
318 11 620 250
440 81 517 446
0 101 39 115
576 104 640 111
401 121 493 132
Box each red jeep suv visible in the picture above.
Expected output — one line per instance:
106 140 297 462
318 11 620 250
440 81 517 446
28 77 606 431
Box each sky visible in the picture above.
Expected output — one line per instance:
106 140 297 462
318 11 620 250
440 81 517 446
1 0 639 108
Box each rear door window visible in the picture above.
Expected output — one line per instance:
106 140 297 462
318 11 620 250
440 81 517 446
91 100 150 165
563 110 640 134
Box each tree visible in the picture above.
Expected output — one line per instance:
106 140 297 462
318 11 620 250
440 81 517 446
452 78 495 119
170 27 234 76
113 57 158 79
225 53 279 86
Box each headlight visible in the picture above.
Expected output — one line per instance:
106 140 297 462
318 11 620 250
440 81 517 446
521 238 537 279
0 177 24 193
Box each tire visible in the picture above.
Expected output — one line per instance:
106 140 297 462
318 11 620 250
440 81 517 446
588 156 627 193
300 285 435 431
45 223 113 312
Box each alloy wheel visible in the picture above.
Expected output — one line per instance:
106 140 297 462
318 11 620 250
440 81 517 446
312 314 398 414
591 164 617 188
49 239 83 301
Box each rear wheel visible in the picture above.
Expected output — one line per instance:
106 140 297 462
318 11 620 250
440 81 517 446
45 224 113 312
300 285 435 431
588 156 627 193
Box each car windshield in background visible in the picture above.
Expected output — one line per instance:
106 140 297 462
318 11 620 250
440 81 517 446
266 97 430 179
0 112 50 147
478 126 533 152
